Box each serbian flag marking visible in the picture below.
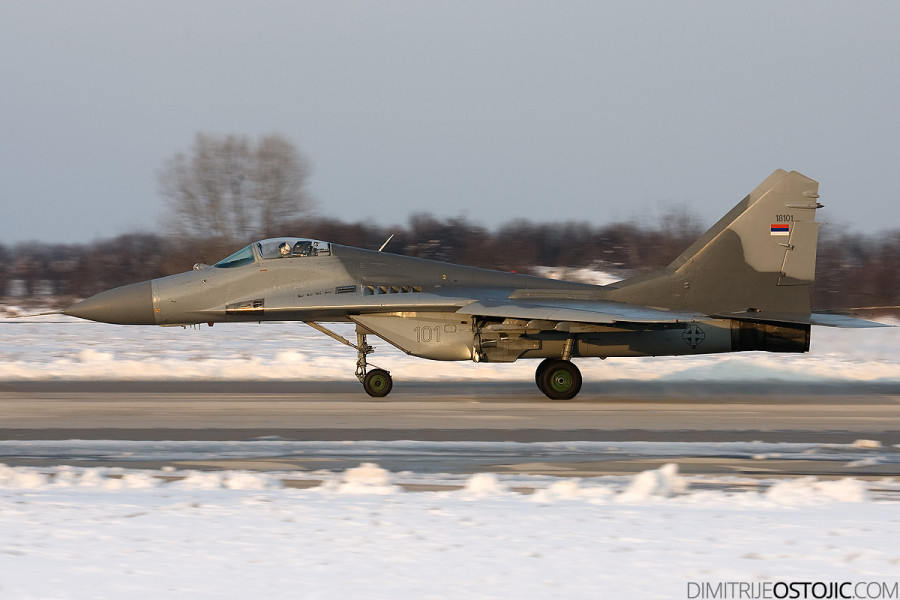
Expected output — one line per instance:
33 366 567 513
770 224 790 236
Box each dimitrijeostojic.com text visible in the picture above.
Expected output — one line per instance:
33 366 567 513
687 581 900 600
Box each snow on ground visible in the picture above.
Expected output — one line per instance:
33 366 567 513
1 303 898 597
0 307 896 383
1 462 899 600
1 439 898 469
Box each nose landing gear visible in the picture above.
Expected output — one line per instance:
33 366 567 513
305 322 393 398
355 330 393 397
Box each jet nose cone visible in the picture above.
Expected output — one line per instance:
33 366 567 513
64 281 156 325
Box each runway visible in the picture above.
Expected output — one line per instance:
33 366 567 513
1 380 898 480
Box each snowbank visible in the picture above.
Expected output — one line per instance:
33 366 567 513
0 463 896 599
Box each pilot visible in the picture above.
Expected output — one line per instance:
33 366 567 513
278 242 291 257
292 241 312 256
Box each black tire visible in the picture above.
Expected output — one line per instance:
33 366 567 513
363 369 393 398
538 360 582 400
535 358 555 390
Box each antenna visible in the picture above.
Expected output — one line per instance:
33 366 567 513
378 234 394 252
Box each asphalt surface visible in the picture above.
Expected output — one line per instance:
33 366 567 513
0 380 898 479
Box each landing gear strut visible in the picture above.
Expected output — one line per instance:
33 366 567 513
304 322 393 398
535 358 582 400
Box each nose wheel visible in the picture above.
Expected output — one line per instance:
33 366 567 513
535 359 582 400
363 368 393 397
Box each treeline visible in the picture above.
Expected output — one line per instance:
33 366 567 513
1 214 898 310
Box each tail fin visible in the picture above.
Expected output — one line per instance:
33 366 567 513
608 170 822 318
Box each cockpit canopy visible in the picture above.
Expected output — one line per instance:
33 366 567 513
257 238 331 259
214 238 332 268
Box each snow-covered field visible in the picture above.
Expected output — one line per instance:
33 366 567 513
1 307 898 598
1 462 899 600
0 308 897 384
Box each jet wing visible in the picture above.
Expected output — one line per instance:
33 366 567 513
456 298 706 324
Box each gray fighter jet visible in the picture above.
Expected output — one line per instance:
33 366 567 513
63 170 887 398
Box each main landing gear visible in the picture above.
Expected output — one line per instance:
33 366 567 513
534 358 582 400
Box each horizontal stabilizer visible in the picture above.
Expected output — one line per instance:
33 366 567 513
717 310 892 328
809 312 893 328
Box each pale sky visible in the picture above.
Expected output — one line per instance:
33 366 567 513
2 1 899 244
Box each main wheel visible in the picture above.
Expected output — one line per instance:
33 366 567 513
538 359 582 400
363 369 393 397
535 358 555 389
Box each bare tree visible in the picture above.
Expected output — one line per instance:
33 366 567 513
0 245 7 297
158 133 313 248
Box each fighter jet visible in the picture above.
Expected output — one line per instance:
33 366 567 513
63 170 887 399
